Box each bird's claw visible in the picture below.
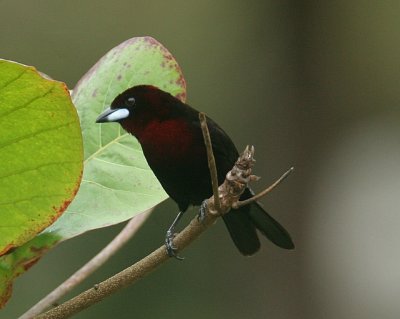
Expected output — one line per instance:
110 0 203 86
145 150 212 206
197 200 208 223
165 230 184 260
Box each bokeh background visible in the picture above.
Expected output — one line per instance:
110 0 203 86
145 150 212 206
1 1 400 318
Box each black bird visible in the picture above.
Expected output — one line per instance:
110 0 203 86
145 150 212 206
96 85 294 257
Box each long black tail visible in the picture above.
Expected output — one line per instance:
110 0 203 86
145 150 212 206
222 188 294 255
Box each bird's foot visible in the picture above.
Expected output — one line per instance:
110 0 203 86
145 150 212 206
165 229 184 260
197 200 208 223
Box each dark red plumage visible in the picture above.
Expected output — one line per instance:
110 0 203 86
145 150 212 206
96 85 294 256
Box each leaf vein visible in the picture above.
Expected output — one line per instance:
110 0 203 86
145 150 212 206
0 160 80 180
0 121 75 150
81 179 156 196
0 68 27 92
92 157 150 171
0 82 56 119
0 194 66 207
84 133 129 164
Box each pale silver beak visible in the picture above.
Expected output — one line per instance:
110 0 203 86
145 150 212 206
96 108 130 123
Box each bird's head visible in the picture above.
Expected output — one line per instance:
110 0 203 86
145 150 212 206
96 85 177 135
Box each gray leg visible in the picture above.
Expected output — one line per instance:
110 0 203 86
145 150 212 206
165 211 185 260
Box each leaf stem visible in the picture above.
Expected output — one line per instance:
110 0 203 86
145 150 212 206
20 210 151 319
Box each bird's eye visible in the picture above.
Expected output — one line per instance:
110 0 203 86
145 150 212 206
126 97 136 107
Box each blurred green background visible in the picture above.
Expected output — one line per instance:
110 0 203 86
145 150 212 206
1 1 400 318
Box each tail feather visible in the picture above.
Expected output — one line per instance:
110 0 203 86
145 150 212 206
222 211 260 256
248 201 294 249
222 188 294 255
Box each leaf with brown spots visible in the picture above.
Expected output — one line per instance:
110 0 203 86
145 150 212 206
0 59 83 307
43 36 186 240
0 233 61 308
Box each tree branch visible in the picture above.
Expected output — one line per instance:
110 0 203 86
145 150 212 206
35 209 216 319
34 146 262 319
19 210 151 319
33 113 292 319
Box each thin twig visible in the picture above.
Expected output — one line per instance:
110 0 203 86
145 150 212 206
232 167 294 209
199 112 221 211
20 210 151 319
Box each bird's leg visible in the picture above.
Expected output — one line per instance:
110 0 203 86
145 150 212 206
165 211 185 260
197 200 208 223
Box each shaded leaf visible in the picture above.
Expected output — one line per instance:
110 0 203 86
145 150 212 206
0 233 60 308
45 36 186 240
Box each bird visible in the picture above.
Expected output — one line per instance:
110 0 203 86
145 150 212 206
96 85 294 257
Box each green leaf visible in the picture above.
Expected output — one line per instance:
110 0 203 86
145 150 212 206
0 59 83 254
0 59 83 307
45 36 186 240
